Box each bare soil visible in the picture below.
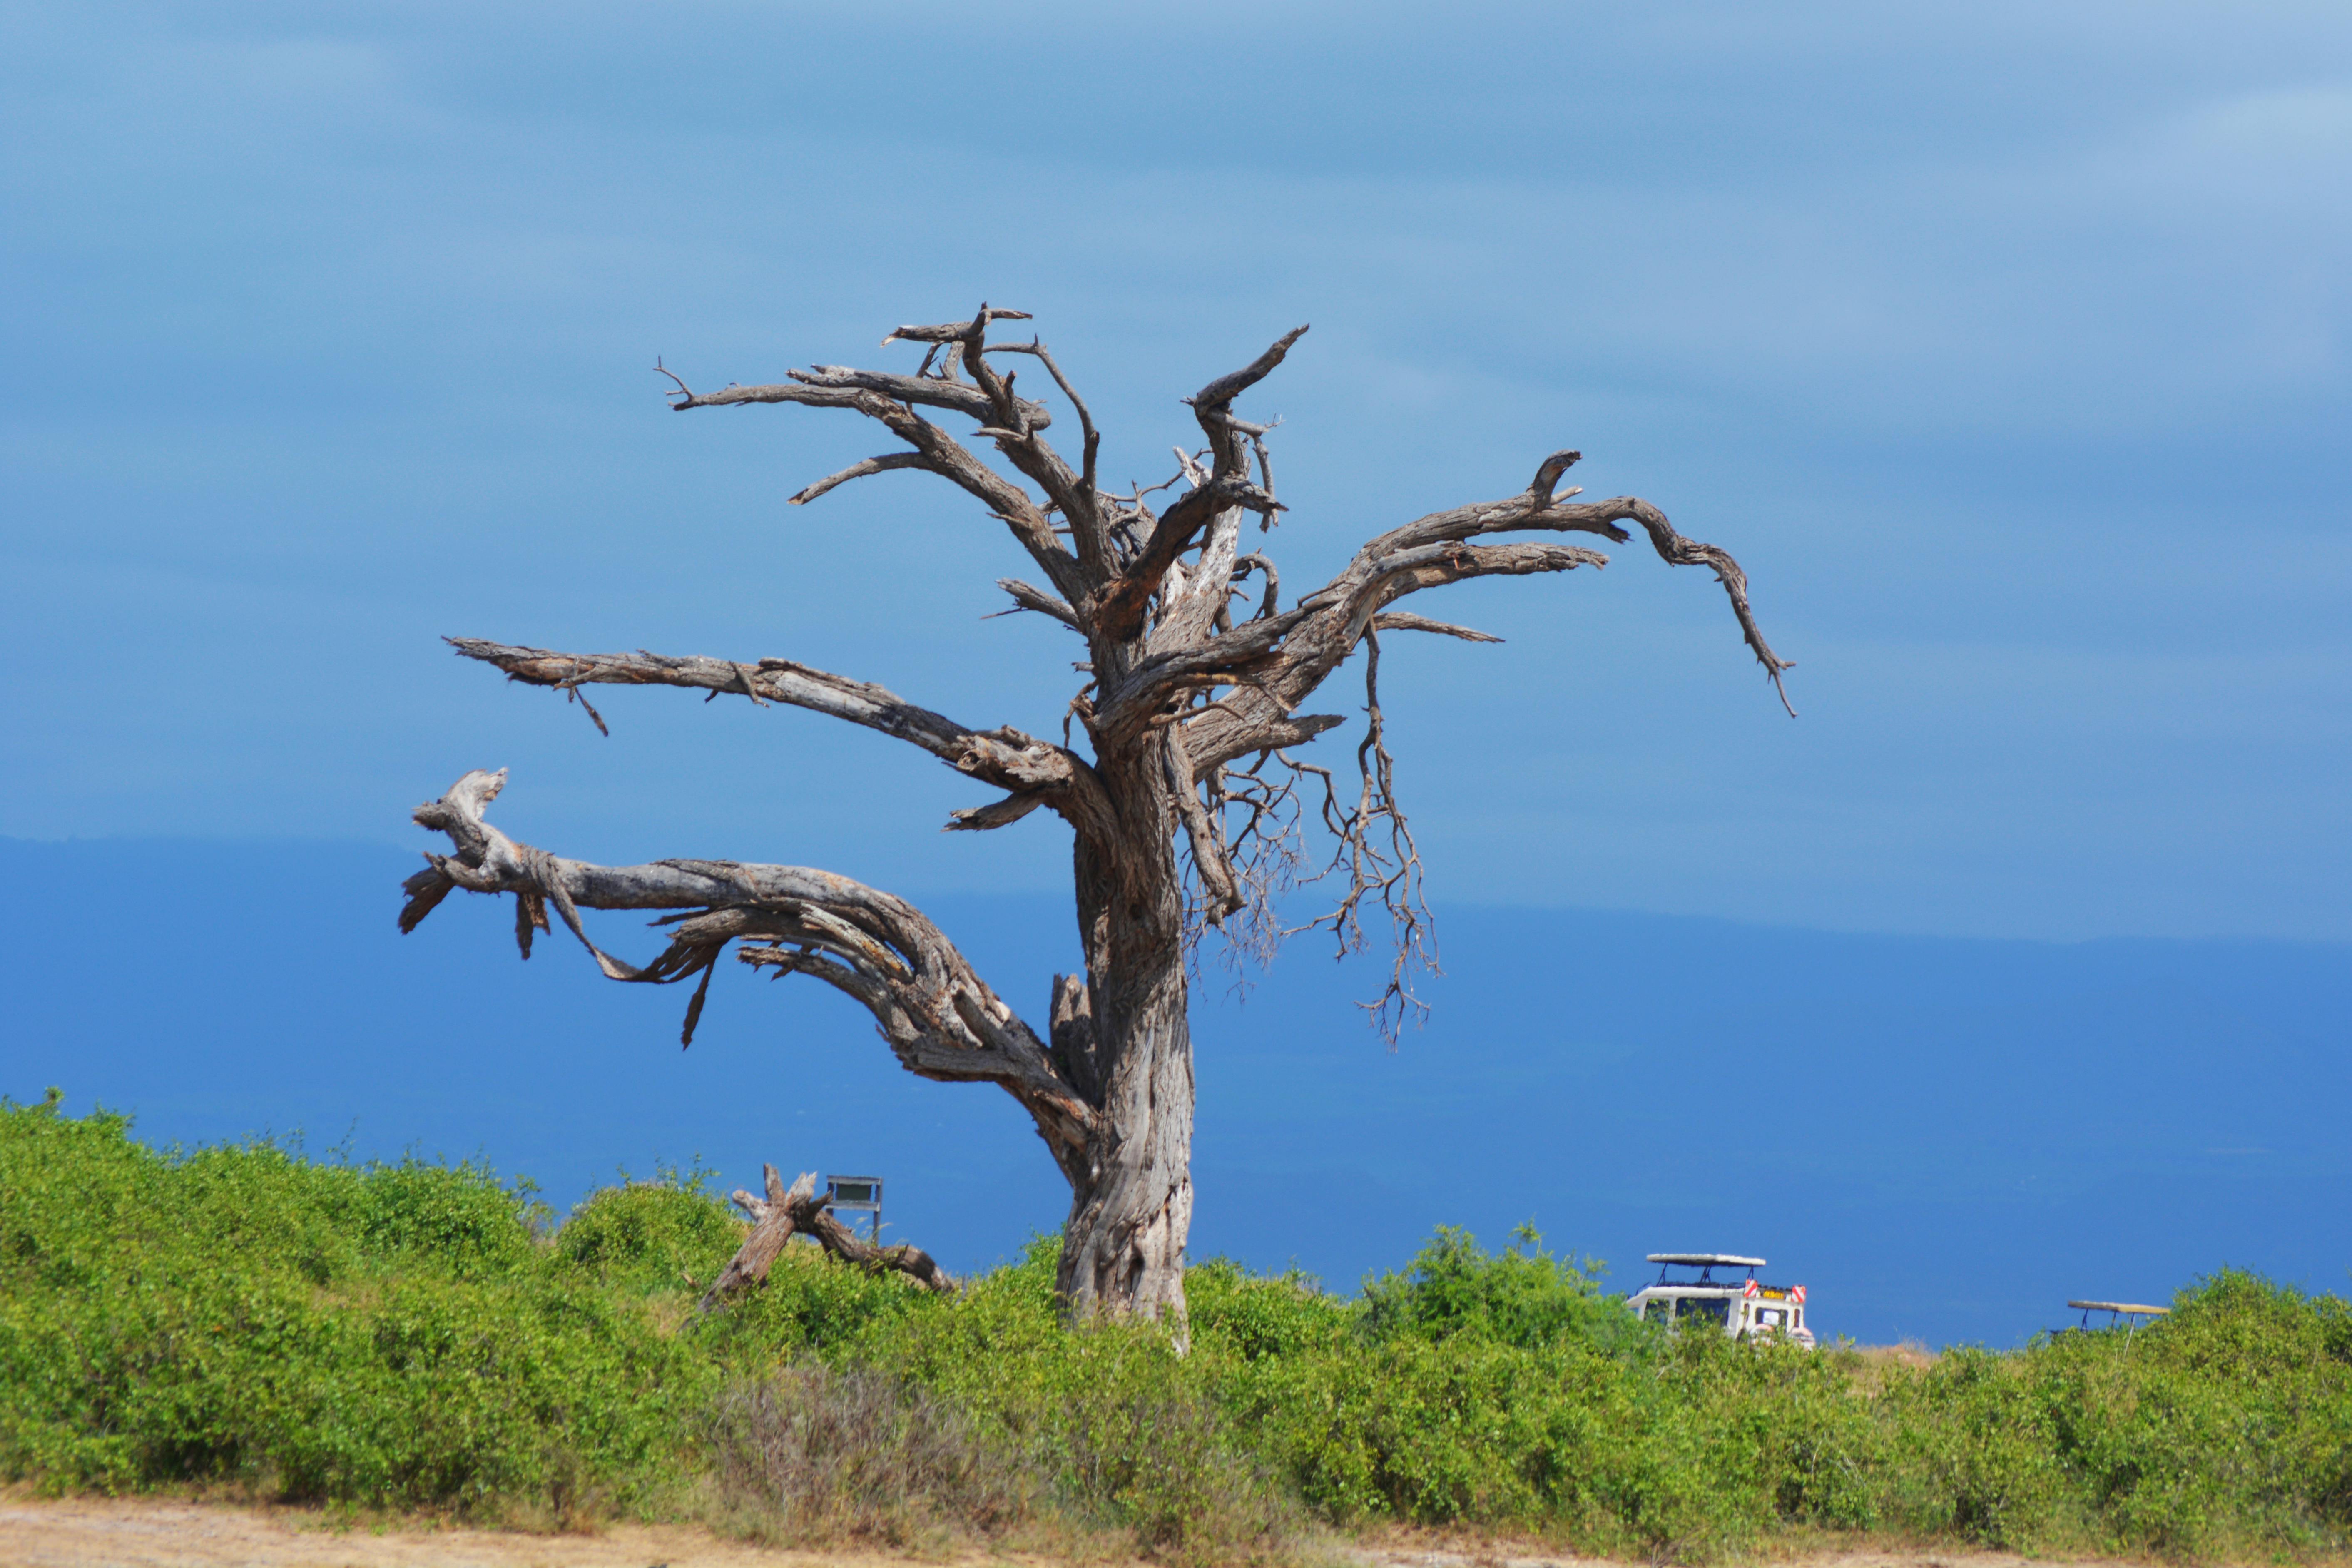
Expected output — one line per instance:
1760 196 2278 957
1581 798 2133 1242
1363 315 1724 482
0 1495 2207 1568
0 1495 1029 1568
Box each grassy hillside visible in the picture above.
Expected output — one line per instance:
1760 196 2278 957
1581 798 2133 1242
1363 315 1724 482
3 1093 2347 1563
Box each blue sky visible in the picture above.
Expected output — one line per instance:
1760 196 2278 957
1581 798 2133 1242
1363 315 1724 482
4 3 2348 1340
9 0 2348 936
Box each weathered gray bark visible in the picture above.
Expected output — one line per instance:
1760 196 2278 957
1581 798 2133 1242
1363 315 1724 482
1056 738 1195 1325
405 307 1794 1345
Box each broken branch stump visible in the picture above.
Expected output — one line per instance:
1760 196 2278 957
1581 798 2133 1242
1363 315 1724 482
697 1164 957 1314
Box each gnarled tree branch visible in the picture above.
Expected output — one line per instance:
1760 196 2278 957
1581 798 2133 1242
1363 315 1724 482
444 638 1111 841
1085 326 1306 644
1092 474 1283 642
994 577 1079 630
789 451 931 506
1180 482 1790 774
1370 611 1502 642
665 325 1091 605
400 769 1097 1180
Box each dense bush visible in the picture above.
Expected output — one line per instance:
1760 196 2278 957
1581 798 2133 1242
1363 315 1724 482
0 1095 700 1518
1358 1222 1633 1351
3 1093 2347 1562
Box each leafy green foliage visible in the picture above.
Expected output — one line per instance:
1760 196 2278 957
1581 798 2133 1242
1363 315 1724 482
1360 1223 1642 1351
554 1175 738 1289
1876 1273 2352 1556
2 1095 2346 1563
0 1097 708 1518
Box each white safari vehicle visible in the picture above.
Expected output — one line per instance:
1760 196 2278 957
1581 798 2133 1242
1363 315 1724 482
1626 1253 1815 1347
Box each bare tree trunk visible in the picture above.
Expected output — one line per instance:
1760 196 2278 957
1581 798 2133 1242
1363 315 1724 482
1055 975 1194 1342
1051 739 1196 1346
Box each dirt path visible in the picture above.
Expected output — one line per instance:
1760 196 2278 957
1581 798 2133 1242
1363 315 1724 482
0 1496 998 1568
0 1495 2180 1568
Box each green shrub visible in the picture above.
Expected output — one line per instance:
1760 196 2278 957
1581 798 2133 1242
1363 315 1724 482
1880 1270 2352 1557
1360 1223 1640 1352
2 1093 2347 1564
0 1097 699 1516
351 1159 541 1281
555 1177 741 1292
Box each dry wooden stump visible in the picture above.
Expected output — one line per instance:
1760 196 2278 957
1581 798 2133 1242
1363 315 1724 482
699 1165 956 1313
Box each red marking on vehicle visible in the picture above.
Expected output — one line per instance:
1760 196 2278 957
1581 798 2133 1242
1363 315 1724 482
1792 1284 1807 1304
1743 1278 1760 1298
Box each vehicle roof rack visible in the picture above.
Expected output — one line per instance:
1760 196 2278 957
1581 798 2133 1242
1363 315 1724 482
2066 1299 2168 1337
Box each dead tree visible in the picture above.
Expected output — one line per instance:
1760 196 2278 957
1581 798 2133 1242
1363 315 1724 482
399 306 1792 1347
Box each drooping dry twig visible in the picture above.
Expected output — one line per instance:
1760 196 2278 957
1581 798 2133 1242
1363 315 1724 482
1280 627 1437 1039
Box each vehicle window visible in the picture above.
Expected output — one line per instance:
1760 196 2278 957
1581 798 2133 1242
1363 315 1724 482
1679 1297 1730 1327
1757 1308 1784 1329
1643 1298 1672 1325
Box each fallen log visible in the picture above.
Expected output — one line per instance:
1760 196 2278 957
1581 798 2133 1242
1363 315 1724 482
698 1165 957 1313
